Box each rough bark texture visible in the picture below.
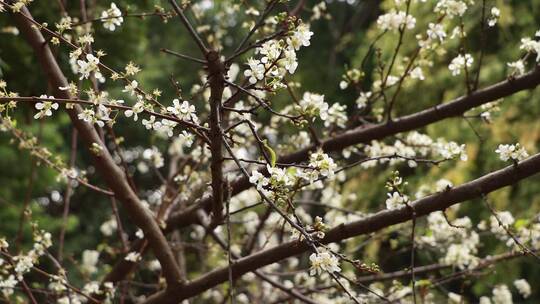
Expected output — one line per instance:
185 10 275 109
166 67 540 229
146 152 540 303
206 50 226 223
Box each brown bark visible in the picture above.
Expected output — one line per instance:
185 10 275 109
145 152 540 302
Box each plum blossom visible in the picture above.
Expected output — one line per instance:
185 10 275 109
514 279 531 298
449 54 473 76
507 60 525 76
101 3 123 31
489 211 514 236
143 146 164 168
488 7 500 27
287 23 313 50
435 0 469 18
309 250 341 276
297 92 329 120
448 292 462 304
124 99 145 121
0 275 17 296
82 250 100 274
167 99 198 121
520 37 540 62
437 141 468 161
125 252 141 262
427 23 446 42
492 285 513 304
356 91 372 109
377 11 416 31
435 179 453 192
77 54 100 79
100 216 118 236
495 143 529 162
386 192 407 210
122 80 138 96
244 58 265 84
249 170 268 191
309 151 337 178
13 255 33 280
34 95 59 119
410 67 425 80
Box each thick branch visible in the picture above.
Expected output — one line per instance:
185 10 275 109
355 249 529 284
206 50 226 222
147 152 540 302
11 6 183 286
167 66 540 229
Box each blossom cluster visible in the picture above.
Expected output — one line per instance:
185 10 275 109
495 143 529 162
249 151 337 200
0 228 53 297
448 53 474 76
376 10 416 32
101 3 124 31
308 249 341 276
357 131 468 169
243 23 313 89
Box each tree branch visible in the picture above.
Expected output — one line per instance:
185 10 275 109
146 152 540 302
167 66 540 229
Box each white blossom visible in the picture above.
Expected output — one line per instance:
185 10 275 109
0 275 17 296
507 60 525 76
410 67 425 80
435 0 469 18
122 80 139 96
34 95 59 119
309 250 341 276
442 241 479 269
124 99 145 121
82 250 100 274
449 54 473 76
100 217 118 236
77 54 100 79
386 192 407 210
297 92 329 120
309 151 337 178
519 37 540 62
448 292 462 304
356 91 372 109
427 23 446 42
125 252 142 262
324 103 347 128
435 179 453 192
490 211 514 237
287 23 313 50
267 165 293 188
143 146 164 168
166 99 198 121
377 11 416 31
492 285 513 304
513 279 531 298
14 255 33 280
488 7 500 27
249 170 269 191
244 58 265 84
101 3 124 31
479 296 492 304
495 143 529 162
437 141 468 161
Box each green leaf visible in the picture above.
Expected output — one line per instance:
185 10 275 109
262 139 277 167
